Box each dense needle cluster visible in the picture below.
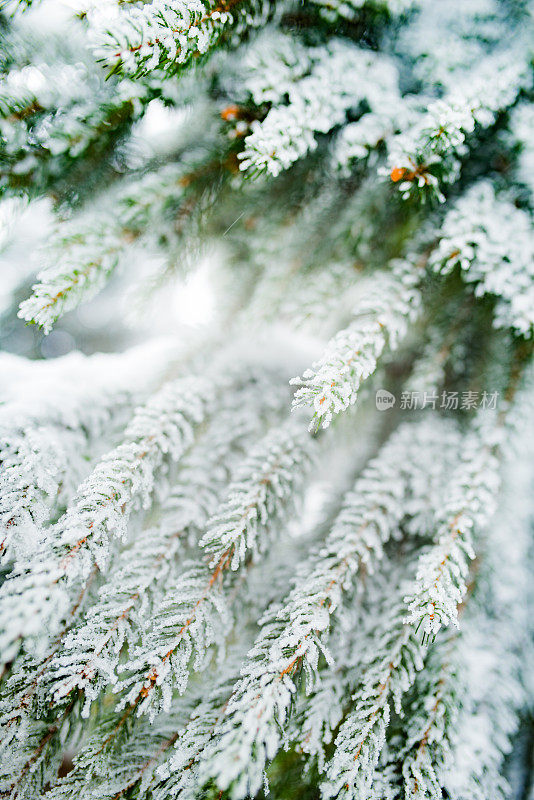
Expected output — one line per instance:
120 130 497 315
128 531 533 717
0 0 533 799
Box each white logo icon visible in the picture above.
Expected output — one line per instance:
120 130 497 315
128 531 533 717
376 389 395 411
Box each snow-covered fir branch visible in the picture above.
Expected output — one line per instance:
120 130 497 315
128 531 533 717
332 99 417 176
400 449 533 800
112 418 316 719
399 635 460 800
0 341 173 562
199 421 314 570
287 604 369 774
404 427 501 638
45 646 246 800
288 447 459 778
18 161 220 333
291 261 421 430
429 624 524 800
198 418 461 797
40 693 196 800
0 30 146 197
239 40 400 177
0 1 533 798
41 506 310 800
0 692 83 800
92 0 272 79
298 417 517 800
0 369 288 796
51 375 213 568
386 52 532 201
321 574 426 800
151 666 242 800
238 30 315 108
429 181 534 337
146 537 323 800
43 375 286 714
0 375 212 666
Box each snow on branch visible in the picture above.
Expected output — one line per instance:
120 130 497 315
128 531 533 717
54 376 212 569
0 1 532 797
113 419 316 719
287 607 365 774
387 53 531 201
92 0 271 79
199 424 314 570
291 262 421 430
399 637 460 800
309 0 420 23
38 447 309 800
239 40 400 177
429 181 534 337
152 667 240 800
400 460 532 800
198 419 457 797
404 430 501 639
322 584 426 800
43 376 286 714
319 425 515 798
132 544 309 800
0 342 172 563
18 164 207 334
39 694 195 800
0 376 212 666
46 647 248 800
239 31 315 108
0 43 144 197
331 91 423 176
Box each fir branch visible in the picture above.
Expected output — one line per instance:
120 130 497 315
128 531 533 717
44 376 286 714
199 422 313 570
113 419 316 719
386 52 531 202
92 0 272 79
198 419 457 797
18 163 219 333
39 694 195 800
291 262 421 430
0 376 213 665
0 49 145 198
239 40 400 177
403 429 501 639
429 181 534 337
53 376 213 569
44 505 309 800
0 342 171 563
321 584 426 800
400 465 532 800
289 608 364 774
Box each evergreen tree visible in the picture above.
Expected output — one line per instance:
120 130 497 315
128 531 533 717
0 0 533 798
